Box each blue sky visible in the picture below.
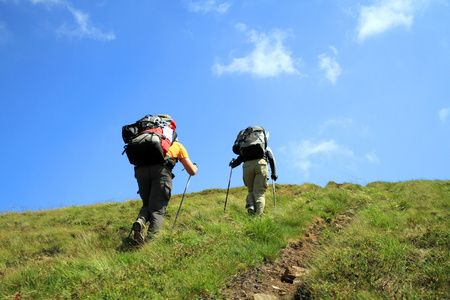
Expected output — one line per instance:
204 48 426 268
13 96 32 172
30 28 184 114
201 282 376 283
1 0 449 213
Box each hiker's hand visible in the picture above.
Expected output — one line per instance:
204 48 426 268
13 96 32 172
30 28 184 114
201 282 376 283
180 157 197 176
271 174 278 181
229 158 235 167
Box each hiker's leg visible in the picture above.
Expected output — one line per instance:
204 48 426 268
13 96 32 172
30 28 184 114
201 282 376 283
135 166 152 223
133 166 153 243
243 161 256 210
254 159 269 216
147 165 173 235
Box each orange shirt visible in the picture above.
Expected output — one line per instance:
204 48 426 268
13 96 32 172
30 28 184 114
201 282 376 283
167 141 189 161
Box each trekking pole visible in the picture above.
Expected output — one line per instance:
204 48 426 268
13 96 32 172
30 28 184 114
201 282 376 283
224 166 233 212
171 175 192 233
272 179 276 209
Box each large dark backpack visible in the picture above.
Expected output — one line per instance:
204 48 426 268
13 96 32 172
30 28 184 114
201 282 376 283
232 126 267 160
122 114 177 166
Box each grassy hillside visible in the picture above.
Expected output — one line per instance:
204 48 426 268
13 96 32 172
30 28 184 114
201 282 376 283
1 180 449 299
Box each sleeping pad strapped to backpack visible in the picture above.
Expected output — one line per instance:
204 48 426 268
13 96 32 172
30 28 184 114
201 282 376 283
232 126 267 160
122 114 176 166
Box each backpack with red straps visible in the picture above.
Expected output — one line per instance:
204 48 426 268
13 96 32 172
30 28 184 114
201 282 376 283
122 114 177 166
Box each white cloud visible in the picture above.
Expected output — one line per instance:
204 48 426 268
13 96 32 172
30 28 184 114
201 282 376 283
439 107 450 122
319 117 372 138
0 21 12 45
319 117 354 134
213 25 301 78
281 139 354 178
366 150 380 164
329 46 338 56
357 0 417 42
281 119 378 180
318 46 342 84
11 0 116 40
187 0 231 14
56 4 115 41
28 0 65 5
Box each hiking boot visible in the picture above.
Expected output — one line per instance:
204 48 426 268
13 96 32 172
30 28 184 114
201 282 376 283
246 204 255 215
133 218 146 244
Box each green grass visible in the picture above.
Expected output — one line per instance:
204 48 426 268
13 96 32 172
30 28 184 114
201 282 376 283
1 180 449 299
300 180 450 299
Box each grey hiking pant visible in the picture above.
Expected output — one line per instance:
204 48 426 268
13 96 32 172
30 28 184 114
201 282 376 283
135 164 173 234
243 158 269 215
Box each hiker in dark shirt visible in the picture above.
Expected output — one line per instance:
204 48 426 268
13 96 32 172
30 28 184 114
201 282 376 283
230 126 277 215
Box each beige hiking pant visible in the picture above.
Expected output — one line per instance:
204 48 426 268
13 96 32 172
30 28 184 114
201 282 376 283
243 158 269 215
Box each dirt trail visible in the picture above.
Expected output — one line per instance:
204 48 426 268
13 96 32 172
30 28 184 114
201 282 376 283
220 213 353 300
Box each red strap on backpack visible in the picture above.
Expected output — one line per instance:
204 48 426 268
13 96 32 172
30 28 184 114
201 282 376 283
140 128 171 156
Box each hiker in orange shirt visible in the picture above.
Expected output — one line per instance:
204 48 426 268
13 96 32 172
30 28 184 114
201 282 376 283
125 115 197 244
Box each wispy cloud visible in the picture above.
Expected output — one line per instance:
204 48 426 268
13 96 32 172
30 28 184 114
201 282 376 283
319 116 354 134
319 116 372 137
0 21 12 45
213 24 301 78
7 0 115 40
281 118 379 178
187 0 231 14
280 139 354 178
56 4 115 41
366 150 380 164
356 0 419 42
439 107 450 123
318 46 342 84
29 0 65 5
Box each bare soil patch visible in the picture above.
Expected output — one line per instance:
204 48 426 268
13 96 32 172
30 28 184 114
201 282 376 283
220 213 353 300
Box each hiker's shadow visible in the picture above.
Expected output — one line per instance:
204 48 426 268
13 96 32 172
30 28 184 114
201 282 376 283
117 236 142 252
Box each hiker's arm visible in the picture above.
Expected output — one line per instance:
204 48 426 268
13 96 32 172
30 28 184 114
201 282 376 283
230 155 244 168
180 157 198 176
266 148 277 180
